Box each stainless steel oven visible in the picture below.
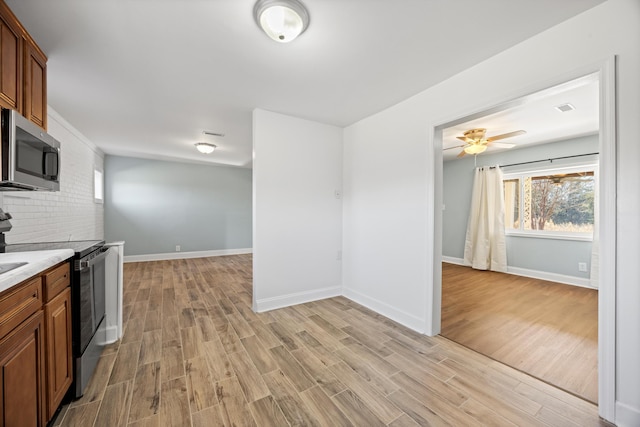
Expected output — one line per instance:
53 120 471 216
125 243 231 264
73 244 110 397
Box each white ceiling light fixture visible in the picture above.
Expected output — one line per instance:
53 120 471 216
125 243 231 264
463 144 487 155
254 0 310 43
195 142 216 154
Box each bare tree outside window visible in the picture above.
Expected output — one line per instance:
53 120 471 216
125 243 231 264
504 170 594 234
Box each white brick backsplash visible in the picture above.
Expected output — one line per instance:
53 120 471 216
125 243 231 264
1 107 104 243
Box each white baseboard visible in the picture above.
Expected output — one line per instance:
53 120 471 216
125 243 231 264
124 248 253 263
616 401 640 427
254 286 342 312
342 287 426 333
442 256 596 289
442 256 465 266
507 266 594 289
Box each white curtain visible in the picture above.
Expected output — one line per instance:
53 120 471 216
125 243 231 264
463 166 508 272
503 179 518 229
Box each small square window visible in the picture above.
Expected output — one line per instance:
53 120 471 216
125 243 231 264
94 168 103 203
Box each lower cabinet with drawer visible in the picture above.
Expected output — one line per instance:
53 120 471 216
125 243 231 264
0 310 45 427
0 260 72 427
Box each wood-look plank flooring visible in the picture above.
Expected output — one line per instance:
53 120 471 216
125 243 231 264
441 262 598 403
52 255 609 426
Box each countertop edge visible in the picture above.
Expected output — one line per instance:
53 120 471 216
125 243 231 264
0 249 75 294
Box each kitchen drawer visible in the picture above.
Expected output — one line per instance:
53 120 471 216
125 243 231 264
0 276 43 340
43 262 70 303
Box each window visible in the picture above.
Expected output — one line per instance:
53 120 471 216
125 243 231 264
503 165 595 239
94 168 103 203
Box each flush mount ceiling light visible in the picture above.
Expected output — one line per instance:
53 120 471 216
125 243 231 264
195 142 216 154
254 0 310 43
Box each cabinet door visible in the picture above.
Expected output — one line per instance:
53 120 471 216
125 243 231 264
0 310 45 427
23 37 46 130
0 2 22 111
45 287 72 420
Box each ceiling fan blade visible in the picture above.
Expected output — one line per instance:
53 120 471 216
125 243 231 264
486 130 526 142
489 142 515 149
444 144 465 151
457 149 466 158
456 136 468 142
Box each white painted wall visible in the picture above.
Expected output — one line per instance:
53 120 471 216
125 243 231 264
342 110 429 331
1 107 104 243
253 109 343 311
342 0 639 424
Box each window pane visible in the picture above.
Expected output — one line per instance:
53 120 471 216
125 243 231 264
503 179 520 229
526 171 594 232
94 169 103 202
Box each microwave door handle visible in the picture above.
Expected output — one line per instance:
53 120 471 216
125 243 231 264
42 149 59 179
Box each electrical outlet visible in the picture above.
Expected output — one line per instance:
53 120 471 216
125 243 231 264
176 245 181 252
336 250 342 261
578 262 587 272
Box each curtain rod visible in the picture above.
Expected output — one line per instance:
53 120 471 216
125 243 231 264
495 152 599 169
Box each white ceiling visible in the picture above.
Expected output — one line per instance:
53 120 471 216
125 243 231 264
6 0 604 168
442 75 599 161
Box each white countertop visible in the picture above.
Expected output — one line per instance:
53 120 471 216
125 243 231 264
0 249 74 294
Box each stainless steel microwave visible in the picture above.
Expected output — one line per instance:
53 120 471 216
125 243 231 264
0 108 60 191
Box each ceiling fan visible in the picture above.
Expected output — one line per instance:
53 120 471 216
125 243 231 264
446 128 526 157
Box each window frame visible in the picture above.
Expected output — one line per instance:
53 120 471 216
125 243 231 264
502 162 597 242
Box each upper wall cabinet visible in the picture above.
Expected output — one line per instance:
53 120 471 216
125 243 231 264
0 1 47 130
0 2 22 112
23 36 46 129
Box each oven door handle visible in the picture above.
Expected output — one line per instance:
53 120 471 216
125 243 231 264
76 247 111 271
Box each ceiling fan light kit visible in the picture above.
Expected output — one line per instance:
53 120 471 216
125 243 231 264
464 144 487 155
254 0 310 43
450 128 526 158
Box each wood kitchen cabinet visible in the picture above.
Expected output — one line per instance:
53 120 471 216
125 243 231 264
0 277 46 427
0 1 22 112
0 311 46 427
23 35 47 130
0 260 72 426
0 0 47 130
43 266 72 420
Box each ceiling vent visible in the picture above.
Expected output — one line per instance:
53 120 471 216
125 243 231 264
555 103 576 113
203 131 225 137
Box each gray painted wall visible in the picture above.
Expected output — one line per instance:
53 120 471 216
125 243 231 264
443 135 598 279
104 155 252 256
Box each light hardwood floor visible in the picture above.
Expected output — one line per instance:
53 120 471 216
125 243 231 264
441 262 598 403
52 255 609 426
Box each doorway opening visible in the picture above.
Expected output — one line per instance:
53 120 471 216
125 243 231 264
430 59 616 420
